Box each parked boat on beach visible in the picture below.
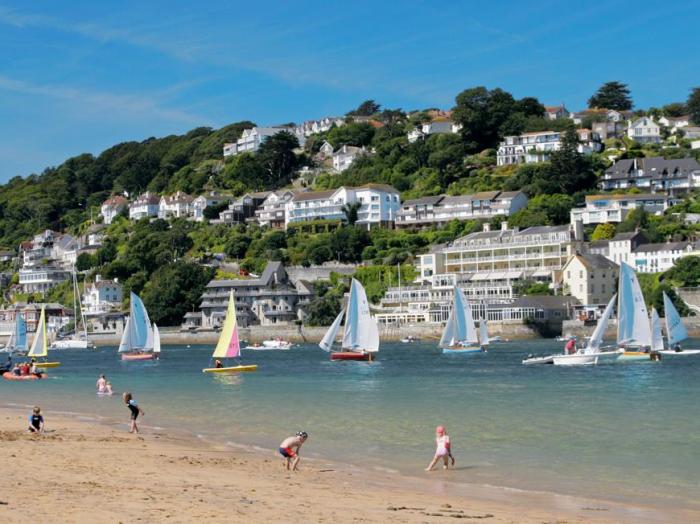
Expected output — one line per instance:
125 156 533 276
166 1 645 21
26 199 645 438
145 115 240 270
319 278 379 361
203 291 257 373
119 292 160 361
439 286 486 354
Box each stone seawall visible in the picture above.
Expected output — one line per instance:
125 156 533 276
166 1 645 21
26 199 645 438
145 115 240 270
90 321 542 347
562 317 700 339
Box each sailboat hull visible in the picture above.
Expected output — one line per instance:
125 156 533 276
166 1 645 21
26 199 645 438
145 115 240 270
658 349 700 356
34 361 61 368
619 351 655 362
442 346 484 354
331 351 372 361
552 354 597 366
51 339 90 350
203 365 258 373
121 353 155 361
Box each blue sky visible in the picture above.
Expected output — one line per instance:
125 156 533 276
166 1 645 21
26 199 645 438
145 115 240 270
1 0 699 182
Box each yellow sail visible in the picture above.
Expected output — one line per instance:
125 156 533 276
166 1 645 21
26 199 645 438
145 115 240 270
28 306 48 358
212 291 240 359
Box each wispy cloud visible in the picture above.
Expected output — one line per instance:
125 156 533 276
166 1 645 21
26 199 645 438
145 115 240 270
0 74 213 126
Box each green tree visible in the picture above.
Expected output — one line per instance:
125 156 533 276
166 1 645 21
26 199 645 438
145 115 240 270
591 223 617 241
342 201 362 225
75 252 98 271
547 125 597 193
329 226 371 263
663 256 700 287
348 100 381 116
662 102 688 117
257 131 299 188
651 283 690 317
688 87 700 125
588 81 633 110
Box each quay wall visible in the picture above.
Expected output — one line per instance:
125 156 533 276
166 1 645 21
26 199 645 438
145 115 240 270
562 318 700 339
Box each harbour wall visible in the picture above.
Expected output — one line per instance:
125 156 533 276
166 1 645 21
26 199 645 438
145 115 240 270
562 317 700 339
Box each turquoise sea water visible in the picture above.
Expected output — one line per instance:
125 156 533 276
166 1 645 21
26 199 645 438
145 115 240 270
2 340 699 510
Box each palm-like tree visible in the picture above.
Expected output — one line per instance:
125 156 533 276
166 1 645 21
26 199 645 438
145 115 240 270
342 202 362 225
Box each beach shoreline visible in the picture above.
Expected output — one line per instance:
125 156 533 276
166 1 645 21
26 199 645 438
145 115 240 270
0 405 694 523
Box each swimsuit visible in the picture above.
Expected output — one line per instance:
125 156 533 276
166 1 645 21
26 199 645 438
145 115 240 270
29 414 43 431
279 447 296 458
127 400 140 420
435 436 450 457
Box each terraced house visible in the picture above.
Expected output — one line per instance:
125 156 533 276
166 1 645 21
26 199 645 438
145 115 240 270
599 157 700 196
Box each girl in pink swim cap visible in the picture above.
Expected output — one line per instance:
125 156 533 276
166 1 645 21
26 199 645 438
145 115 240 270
425 425 455 471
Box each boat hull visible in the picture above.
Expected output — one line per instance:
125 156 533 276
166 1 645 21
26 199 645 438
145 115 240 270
552 354 597 366
261 340 292 350
34 361 61 368
618 351 655 362
244 345 290 351
330 351 373 361
441 346 484 354
658 349 700 356
202 365 258 373
3 371 46 380
121 353 155 361
522 355 555 365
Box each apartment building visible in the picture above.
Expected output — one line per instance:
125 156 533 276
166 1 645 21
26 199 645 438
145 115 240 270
196 262 313 328
255 190 296 228
18 267 71 293
570 193 679 225
599 157 700 196
217 191 270 224
497 129 602 166
223 127 297 157
396 191 527 228
129 192 160 220
286 184 400 229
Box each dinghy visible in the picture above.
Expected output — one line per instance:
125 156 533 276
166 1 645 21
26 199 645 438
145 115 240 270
119 293 159 361
658 292 700 356
51 269 92 350
203 291 257 373
617 263 655 362
1 314 28 355
29 307 61 368
553 294 622 366
319 278 379 361
440 286 485 354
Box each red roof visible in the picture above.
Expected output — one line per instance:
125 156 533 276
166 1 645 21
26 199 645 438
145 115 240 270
103 195 128 207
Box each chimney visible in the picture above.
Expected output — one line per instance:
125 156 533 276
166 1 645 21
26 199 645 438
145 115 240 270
501 220 509 232
483 223 491 232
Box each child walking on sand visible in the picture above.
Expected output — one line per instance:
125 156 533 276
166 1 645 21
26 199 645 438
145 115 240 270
278 431 308 471
28 406 44 434
123 392 144 433
425 426 455 471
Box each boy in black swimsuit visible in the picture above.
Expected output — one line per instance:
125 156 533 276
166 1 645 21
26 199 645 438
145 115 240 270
123 392 144 434
28 406 44 433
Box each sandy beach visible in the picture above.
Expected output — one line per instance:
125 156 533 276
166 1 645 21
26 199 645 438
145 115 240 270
0 407 695 524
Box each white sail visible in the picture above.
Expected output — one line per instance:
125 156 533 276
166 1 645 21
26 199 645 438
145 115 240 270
650 308 664 352
617 263 652 347
439 308 456 347
663 291 688 346
118 317 132 353
584 294 616 354
319 310 344 352
479 320 489 346
341 279 379 353
27 307 48 358
153 324 161 354
455 287 479 345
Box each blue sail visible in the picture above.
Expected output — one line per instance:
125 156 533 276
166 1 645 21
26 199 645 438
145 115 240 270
129 292 152 350
617 262 651 347
342 279 359 349
663 291 688 346
15 315 27 351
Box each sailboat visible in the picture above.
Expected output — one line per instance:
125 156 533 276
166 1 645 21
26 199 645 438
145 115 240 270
552 294 622 366
203 291 257 373
658 292 700 356
440 286 485 354
319 278 379 361
118 292 160 361
617 262 654 361
28 306 61 368
479 318 489 351
1 314 28 355
51 269 92 349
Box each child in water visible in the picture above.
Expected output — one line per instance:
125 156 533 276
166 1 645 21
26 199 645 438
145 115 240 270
123 392 144 433
278 431 308 471
425 426 454 471
28 406 44 434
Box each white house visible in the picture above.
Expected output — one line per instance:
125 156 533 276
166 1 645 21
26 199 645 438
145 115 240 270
599 157 700 196
632 242 695 273
255 190 297 229
332 145 366 172
82 275 123 314
293 117 344 141
407 121 460 143
497 129 602 166
659 115 690 130
19 267 71 293
158 191 194 219
627 117 661 144
192 191 231 222
570 193 679 225
129 192 160 220
607 232 646 267
224 127 295 157
286 184 400 229
544 105 570 120
100 195 128 224
562 253 618 306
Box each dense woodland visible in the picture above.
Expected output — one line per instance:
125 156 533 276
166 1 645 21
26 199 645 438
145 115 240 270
3 83 700 324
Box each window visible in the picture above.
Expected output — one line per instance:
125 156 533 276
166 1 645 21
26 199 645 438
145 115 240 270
579 271 583 278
